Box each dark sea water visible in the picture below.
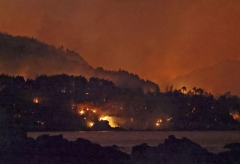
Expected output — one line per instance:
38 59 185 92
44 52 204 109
27 131 240 154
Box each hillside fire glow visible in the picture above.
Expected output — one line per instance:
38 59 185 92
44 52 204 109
230 112 240 121
71 102 176 130
1 73 240 131
72 102 120 128
99 116 118 127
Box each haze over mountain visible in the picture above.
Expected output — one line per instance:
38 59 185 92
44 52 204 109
1 0 240 85
0 32 158 92
167 60 240 96
0 32 93 78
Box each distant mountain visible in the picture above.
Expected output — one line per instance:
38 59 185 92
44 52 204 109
0 32 158 92
167 60 240 96
0 32 93 78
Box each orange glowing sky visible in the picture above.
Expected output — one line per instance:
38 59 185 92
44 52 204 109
1 0 240 85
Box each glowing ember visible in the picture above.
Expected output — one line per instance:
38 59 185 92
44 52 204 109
156 122 160 126
79 110 84 115
99 115 118 127
87 122 94 128
33 98 39 103
157 119 162 123
230 112 240 121
99 116 108 121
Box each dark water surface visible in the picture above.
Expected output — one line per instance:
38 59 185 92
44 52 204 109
28 131 240 154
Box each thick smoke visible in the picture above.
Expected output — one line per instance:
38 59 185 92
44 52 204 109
0 0 240 92
0 33 159 92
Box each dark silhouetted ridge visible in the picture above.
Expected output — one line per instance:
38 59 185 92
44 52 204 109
0 32 159 91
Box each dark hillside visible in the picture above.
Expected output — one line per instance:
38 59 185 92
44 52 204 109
0 32 158 91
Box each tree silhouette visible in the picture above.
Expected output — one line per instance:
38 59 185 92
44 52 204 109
181 86 187 94
192 87 197 95
196 88 204 95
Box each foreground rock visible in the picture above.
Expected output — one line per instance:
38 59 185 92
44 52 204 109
0 134 131 164
131 135 240 164
218 142 240 164
1 134 240 164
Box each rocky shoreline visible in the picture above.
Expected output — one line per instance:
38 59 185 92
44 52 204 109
0 134 240 164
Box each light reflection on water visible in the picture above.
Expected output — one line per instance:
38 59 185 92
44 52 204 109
28 131 240 154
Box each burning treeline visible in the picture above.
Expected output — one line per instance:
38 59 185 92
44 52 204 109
71 102 173 130
1 74 240 131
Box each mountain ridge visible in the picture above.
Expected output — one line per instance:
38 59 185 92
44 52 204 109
0 32 159 92
167 60 240 96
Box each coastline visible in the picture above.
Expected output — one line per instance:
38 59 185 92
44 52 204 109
2 133 240 164
28 130 240 154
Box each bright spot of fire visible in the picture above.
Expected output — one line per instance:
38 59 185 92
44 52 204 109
99 116 118 127
230 112 240 121
99 116 108 121
74 102 121 128
33 97 39 103
155 119 162 127
157 119 162 123
130 118 133 122
87 122 94 128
